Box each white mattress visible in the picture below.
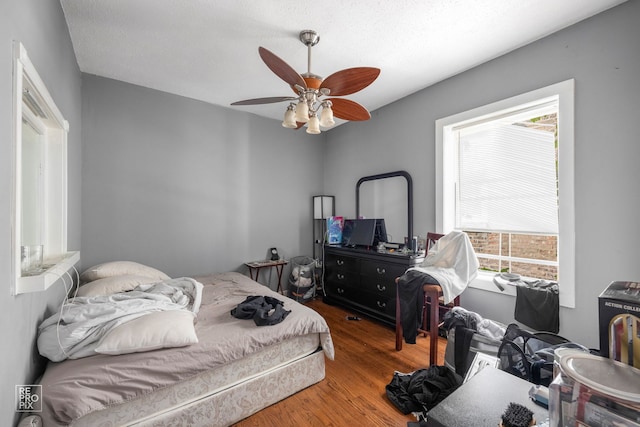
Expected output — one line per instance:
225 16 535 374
73 333 322 426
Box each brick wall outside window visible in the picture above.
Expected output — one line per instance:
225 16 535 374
466 231 558 281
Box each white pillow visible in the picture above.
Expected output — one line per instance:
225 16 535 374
76 275 159 297
95 310 198 355
80 261 170 283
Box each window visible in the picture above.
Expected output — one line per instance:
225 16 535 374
436 80 575 307
12 41 78 294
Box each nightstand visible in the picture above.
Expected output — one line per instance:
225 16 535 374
244 259 288 294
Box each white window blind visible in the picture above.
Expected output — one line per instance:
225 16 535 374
456 122 558 234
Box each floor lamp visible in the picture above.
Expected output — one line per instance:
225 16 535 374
313 195 334 293
312 195 335 260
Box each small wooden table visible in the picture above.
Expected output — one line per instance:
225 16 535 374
244 259 288 293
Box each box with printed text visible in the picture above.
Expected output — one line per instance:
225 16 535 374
598 281 640 369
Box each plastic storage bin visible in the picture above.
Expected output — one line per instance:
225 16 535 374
549 349 640 427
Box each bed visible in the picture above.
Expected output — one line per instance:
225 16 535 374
28 263 334 427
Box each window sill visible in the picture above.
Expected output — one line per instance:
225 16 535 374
14 251 80 295
468 270 575 309
468 271 517 296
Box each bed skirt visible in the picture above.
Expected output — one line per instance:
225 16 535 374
26 349 324 426
33 347 326 427
131 349 325 427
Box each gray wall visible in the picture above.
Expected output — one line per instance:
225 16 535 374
0 1 82 425
81 75 325 280
325 0 640 348
2 1 638 424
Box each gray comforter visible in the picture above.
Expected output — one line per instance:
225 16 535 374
37 277 203 362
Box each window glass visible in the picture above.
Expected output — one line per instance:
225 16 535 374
21 119 44 247
457 110 559 281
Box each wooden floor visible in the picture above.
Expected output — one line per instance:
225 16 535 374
233 297 447 427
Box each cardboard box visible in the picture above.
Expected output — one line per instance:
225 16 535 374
598 281 640 368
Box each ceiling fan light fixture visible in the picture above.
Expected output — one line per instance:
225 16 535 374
282 103 297 128
306 113 321 134
319 102 335 128
295 100 309 123
231 29 380 135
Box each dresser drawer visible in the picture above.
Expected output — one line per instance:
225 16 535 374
325 269 359 288
325 254 359 272
325 280 359 301
357 290 396 318
360 260 406 282
360 278 396 298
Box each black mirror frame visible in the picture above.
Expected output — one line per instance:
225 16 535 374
356 170 413 245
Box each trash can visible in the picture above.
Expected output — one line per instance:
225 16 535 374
288 256 316 303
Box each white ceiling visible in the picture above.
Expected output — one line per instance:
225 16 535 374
60 0 626 127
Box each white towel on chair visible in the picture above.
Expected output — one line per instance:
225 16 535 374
408 231 479 304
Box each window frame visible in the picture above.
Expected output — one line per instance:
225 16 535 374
11 41 79 295
436 79 575 308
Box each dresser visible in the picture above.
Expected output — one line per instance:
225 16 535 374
323 245 424 325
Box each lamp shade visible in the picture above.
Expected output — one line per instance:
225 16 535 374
282 104 297 128
306 114 321 134
313 195 335 219
319 104 335 128
295 100 309 123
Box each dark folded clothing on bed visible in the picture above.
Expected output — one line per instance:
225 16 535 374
231 295 291 326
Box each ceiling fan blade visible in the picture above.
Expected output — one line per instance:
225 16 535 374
259 47 307 89
231 96 297 106
328 98 371 121
320 67 380 96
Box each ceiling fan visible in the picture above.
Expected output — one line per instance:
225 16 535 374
231 30 380 134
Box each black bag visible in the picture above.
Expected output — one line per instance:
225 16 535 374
385 366 461 414
444 325 504 378
442 308 507 378
497 323 587 386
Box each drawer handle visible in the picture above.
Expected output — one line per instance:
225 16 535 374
376 284 386 292
337 260 344 266
376 267 386 275
377 301 386 308
337 274 345 280
337 288 345 294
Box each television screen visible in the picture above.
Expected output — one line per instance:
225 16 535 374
341 219 355 245
343 219 376 247
374 219 388 245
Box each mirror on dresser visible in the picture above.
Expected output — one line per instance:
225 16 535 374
356 170 413 246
